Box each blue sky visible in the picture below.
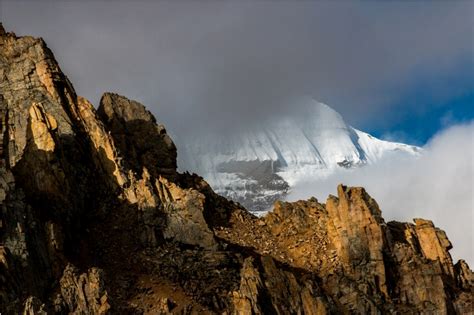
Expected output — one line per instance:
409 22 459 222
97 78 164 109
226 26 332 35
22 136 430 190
372 88 474 146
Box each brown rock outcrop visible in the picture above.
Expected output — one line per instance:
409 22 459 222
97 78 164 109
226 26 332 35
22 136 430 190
217 185 474 314
231 256 330 315
413 218 455 277
324 185 389 311
75 96 127 187
1 24 472 314
55 264 110 314
97 92 177 178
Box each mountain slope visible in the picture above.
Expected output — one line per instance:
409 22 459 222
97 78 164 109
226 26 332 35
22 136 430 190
2 25 472 314
180 100 420 211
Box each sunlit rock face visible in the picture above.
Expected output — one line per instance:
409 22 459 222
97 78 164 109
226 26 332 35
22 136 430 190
179 98 420 212
0 24 472 314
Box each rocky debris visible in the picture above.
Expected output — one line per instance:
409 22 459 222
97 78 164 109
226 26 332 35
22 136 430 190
0 24 472 314
264 198 332 271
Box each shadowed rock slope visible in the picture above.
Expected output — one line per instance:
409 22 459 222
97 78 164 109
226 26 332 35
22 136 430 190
0 25 472 314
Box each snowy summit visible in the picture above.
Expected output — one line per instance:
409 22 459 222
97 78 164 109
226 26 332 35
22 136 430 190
180 99 421 211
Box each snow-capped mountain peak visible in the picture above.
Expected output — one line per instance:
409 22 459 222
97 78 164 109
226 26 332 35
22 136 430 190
179 99 420 211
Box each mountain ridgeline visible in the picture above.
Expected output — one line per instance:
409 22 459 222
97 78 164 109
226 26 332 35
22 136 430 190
0 25 472 314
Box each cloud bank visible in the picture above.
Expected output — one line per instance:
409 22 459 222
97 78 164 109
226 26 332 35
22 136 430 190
286 122 474 264
2 1 473 137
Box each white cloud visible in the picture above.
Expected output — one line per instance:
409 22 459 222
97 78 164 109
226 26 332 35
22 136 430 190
286 122 474 265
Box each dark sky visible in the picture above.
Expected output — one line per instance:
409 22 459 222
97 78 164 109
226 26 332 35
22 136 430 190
2 0 473 144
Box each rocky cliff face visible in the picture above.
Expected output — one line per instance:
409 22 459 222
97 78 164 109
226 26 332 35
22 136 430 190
0 25 472 314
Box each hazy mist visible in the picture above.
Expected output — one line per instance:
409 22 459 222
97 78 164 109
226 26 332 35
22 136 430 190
2 0 473 139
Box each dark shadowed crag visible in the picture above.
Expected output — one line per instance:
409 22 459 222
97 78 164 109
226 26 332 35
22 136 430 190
0 24 472 314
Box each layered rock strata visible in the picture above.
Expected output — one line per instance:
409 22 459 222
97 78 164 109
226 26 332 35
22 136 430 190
0 24 472 314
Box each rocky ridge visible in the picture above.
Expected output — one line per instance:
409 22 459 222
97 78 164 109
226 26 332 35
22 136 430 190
0 25 472 314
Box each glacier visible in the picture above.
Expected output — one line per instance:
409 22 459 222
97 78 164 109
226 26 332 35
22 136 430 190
178 99 421 212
